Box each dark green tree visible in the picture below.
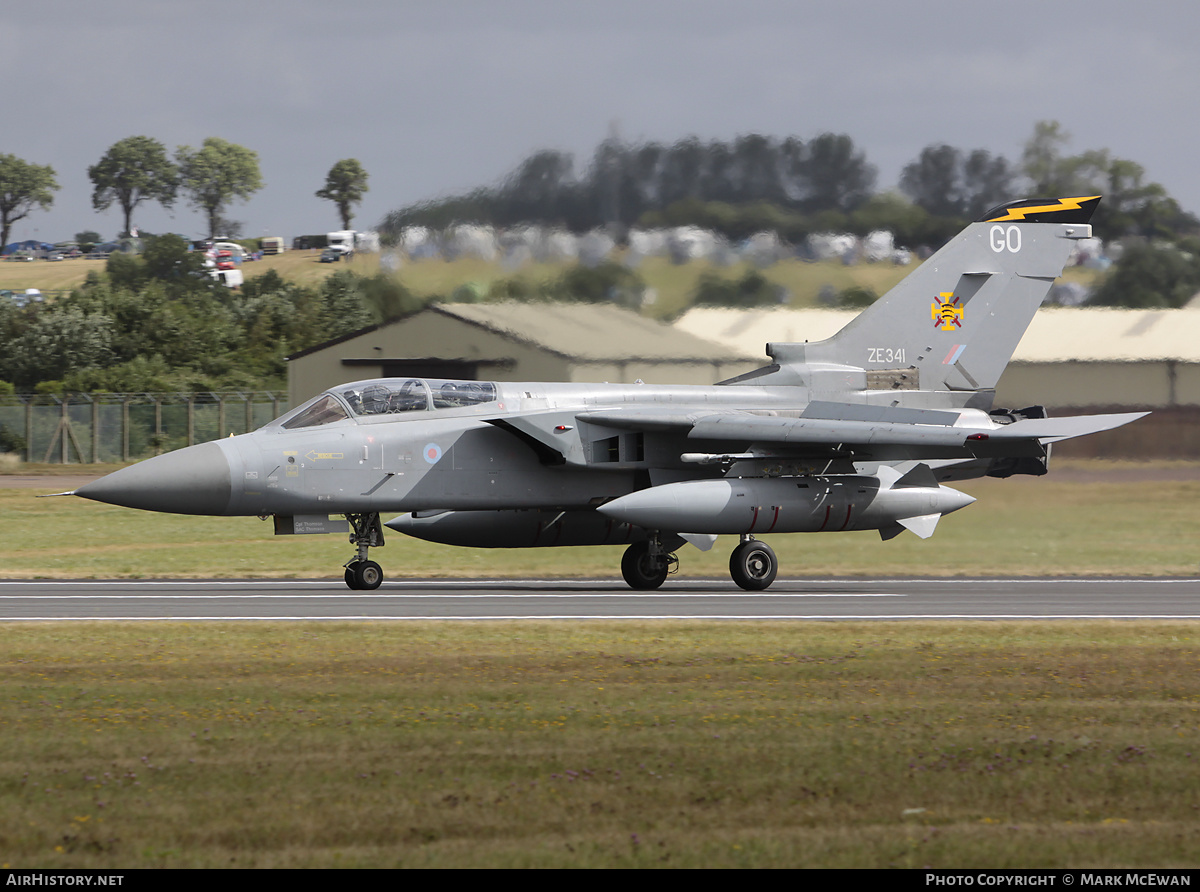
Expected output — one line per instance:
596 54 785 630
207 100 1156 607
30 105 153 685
503 150 578 225
88 136 178 235
730 133 786 205
1089 242 1200 308
1021 120 1073 195
104 251 146 291
799 133 876 213
0 154 58 250
176 138 264 238
900 145 1015 220
75 230 103 253
1018 120 1192 237
553 261 644 306
318 270 379 337
316 159 369 230
658 137 707 206
693 269 781 308
1 305 115 390
141 233 215 294
850 192 948 246
960 150 1015 219
899 144 963 218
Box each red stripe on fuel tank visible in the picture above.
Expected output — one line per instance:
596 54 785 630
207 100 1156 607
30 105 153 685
818 505 831 531
766 506 780 533
838 505 853 531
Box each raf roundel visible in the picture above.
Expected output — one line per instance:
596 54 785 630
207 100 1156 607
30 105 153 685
423 443 443 464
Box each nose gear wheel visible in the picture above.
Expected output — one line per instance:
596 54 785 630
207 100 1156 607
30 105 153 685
343 513 385 590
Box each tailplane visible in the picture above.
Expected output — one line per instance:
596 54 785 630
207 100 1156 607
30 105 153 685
746 197 1100 405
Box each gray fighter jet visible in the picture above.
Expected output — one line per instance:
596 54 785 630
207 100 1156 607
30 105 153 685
72 196 1143 590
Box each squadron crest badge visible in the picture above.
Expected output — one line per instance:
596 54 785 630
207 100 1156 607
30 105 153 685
931 292 963 331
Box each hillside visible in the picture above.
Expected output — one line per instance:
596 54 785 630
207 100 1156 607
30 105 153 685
0 250 1103 320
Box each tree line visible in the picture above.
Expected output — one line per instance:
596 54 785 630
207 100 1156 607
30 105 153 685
0 237 418 394
382 121 1196 248
378 121 1200 309
382 132 876 238
1 137 368 246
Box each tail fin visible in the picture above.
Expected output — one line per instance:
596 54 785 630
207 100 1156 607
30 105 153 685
763 196 1100 402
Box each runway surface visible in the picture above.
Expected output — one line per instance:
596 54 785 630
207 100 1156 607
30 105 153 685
1 577 1198 620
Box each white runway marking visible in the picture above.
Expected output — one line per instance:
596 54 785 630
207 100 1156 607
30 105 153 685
6 614 1200 622
0 593 905 599
3 578 1197 587
3 579 1197 621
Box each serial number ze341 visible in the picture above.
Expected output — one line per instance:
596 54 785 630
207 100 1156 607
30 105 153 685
868 347 906 363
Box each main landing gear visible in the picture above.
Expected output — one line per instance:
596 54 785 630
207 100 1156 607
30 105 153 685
729 535 778 591
620 538 678 590
620 533 778 592
344 512 385 590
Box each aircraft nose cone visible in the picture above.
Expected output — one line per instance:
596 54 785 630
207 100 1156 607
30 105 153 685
76 441 233 515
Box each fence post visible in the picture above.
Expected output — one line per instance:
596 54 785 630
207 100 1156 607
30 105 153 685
218 396 226 439
44 396 84 464
24 398 32 463
187 396 195 447
91 397 100 463
122 398 130 462
154 396 163 455
61 398 69 464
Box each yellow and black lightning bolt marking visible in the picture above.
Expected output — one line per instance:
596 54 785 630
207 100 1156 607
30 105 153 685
979 196 1101 224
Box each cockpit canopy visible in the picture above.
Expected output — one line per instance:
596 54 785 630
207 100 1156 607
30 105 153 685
276 378 499 430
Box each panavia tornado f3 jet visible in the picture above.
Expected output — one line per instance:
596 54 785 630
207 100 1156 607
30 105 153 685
71 196 1143 591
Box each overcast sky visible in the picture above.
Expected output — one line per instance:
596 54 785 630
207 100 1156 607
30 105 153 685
4 1 1197 243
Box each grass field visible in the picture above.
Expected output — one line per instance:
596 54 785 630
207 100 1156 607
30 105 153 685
2 621 1198 868
0 250 1104 321
1 461 1196 580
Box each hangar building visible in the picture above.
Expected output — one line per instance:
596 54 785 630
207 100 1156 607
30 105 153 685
286 301 758 406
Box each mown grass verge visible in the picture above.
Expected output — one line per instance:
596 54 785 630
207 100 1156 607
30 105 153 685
2 621 1198 868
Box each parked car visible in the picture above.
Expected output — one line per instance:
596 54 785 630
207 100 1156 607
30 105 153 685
320 246 350 263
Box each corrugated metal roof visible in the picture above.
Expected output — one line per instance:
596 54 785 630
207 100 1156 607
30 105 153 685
675 308 1200 363
435 302 754 362
1014 309 1200 362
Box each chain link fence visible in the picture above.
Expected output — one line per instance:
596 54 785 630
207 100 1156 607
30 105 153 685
0 392 288 463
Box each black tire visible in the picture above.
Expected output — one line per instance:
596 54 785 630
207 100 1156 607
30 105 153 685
344 565 360 590
353 560 383 591
621 542 668 590
729 540 777 591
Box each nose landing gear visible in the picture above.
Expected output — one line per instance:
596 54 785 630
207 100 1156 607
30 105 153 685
343 512 385 590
